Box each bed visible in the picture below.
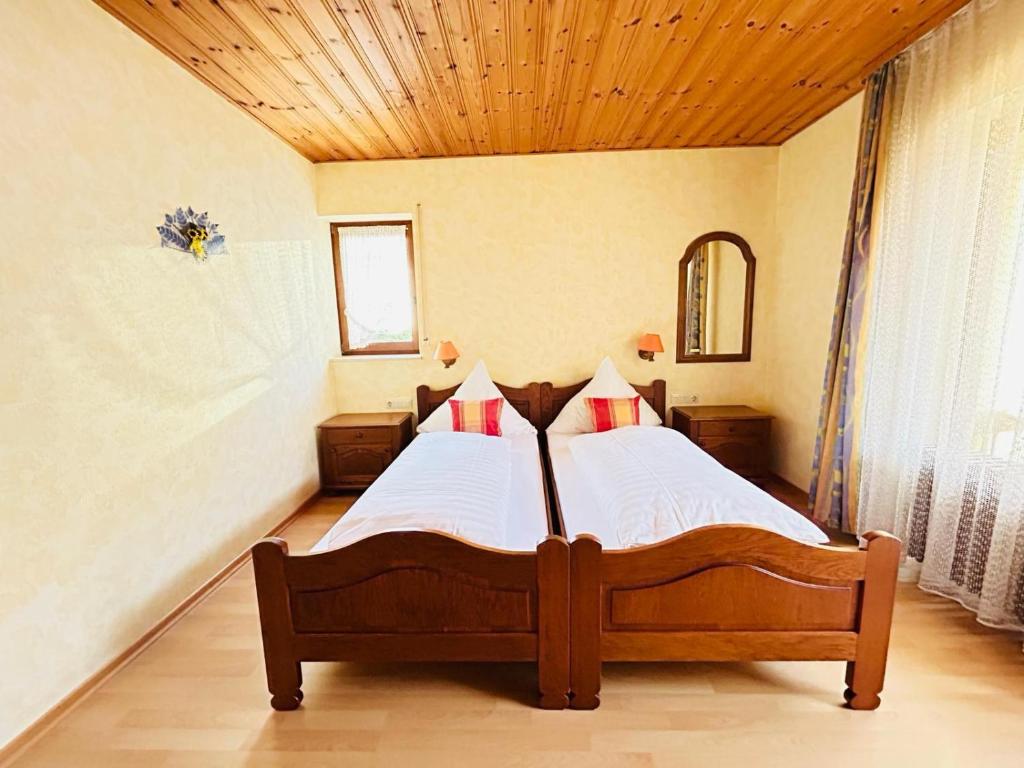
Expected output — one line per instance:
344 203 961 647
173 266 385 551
252 381 570 711
546 378 900 711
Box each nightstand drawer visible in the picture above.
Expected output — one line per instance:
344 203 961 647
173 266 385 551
324 426 393 446
698 420 768 438
696 435 760 452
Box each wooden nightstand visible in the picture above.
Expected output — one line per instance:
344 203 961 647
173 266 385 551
316 412 413 492
671 405 772 483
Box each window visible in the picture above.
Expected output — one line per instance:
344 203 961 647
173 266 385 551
330 221 419 355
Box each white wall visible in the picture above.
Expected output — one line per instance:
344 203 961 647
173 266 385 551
0 0 338 747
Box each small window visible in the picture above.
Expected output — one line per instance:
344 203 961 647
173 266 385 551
330 221 419 355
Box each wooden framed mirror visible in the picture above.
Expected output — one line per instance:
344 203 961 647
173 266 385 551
676 231 755 363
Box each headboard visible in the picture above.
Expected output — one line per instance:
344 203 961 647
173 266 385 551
416 379 666 431
544 379 666 429
416 382 545 429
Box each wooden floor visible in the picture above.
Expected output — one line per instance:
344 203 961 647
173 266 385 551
10 494 1024 767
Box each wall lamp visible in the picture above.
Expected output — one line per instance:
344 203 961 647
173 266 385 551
434 340 460 368
637 333 664 362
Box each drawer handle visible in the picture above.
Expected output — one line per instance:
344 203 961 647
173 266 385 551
355 431 364 438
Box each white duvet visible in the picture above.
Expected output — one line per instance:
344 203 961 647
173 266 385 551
567 426 828 547
311 431 512 553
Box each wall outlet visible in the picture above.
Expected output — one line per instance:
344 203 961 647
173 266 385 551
671 393 699 405
385 396 413 410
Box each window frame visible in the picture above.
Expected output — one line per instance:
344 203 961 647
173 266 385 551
330 220 420 356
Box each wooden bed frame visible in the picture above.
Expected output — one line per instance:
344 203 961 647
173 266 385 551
546 378 901 711
254 374 898 713
252 381 570 711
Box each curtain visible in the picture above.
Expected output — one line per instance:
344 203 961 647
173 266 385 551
686 245 708 353
858 0 1024 634
808 64 894 532
337 225 414 349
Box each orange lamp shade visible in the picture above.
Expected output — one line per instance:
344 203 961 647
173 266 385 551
638 333 664 353
434 340 460 368
637 333 663 361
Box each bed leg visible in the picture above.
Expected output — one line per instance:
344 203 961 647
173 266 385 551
569 535 602 710
290 661 304 704
537 536 570 709
253 538 303 711
845 531 900 710
268 661 303 712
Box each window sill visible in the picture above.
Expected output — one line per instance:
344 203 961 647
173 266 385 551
330 353 423 362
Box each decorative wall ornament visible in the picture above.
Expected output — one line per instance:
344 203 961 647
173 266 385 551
156 207 226 261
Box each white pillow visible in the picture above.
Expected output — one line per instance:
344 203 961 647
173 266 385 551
417 360 537 436
547 357 662 434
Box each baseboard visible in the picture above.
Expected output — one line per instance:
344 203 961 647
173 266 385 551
0 490 320 767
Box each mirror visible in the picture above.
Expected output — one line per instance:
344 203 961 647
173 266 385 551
676 232 755 363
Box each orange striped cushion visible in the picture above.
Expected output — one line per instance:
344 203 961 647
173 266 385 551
449 398 504 436
584 396 641 432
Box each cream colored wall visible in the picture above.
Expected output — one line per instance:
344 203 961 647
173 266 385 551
767 94 864 489
0 0 337 747
318 149 781 413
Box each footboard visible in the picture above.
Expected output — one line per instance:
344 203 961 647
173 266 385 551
253 531 569 710
569 525 899 710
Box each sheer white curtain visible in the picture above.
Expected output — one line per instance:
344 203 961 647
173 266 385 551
338 225 414 349
859 0 1024 635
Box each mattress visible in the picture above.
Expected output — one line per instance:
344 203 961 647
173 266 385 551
311 431 549 553
548 426 828 549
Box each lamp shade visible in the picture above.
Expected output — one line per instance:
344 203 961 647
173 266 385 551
638 333 664 353
434 340 460 362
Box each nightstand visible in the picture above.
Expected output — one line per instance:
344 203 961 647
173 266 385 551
316 412 413 492
671 405 772 483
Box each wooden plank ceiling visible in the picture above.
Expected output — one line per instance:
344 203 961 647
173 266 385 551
96 0 969 162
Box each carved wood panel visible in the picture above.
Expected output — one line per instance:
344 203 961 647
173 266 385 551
606 564 859 632
324 445 392 486
290 567 536 634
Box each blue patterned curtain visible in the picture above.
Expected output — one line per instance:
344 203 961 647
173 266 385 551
808 64 894 532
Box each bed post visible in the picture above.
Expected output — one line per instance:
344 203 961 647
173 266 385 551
652 379 667 423
569 535 602 709
845 531 900 710
537 536 570 709
415 384 430 424
252 538 303 711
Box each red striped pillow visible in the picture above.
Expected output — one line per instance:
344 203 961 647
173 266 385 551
584 396 641 433
449 398 504 436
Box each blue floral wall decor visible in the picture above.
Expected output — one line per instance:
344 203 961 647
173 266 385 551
157 207 226 261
